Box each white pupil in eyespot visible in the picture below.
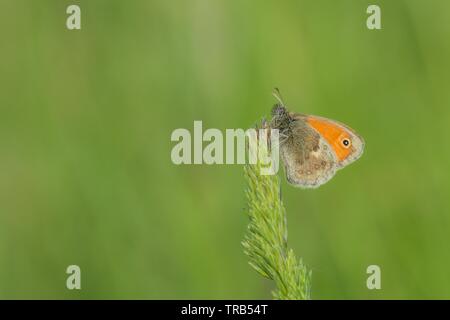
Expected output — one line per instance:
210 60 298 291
343 139 350 146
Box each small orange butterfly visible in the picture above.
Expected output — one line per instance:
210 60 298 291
270 89 364 188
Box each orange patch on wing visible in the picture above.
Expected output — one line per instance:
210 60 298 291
307 117 352 162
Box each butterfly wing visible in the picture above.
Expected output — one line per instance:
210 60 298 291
306 115 365 168
279 115 338 188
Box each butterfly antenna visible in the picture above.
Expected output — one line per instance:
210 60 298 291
272 87 285 106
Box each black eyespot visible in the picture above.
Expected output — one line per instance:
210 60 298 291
342 139 350 147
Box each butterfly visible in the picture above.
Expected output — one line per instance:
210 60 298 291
270 89 364 188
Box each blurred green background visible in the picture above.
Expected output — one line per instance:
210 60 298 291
0 0 449 299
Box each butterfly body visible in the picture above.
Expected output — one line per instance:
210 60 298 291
270 98 364 188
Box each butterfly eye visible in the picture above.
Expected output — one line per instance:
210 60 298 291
342 138 351 148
